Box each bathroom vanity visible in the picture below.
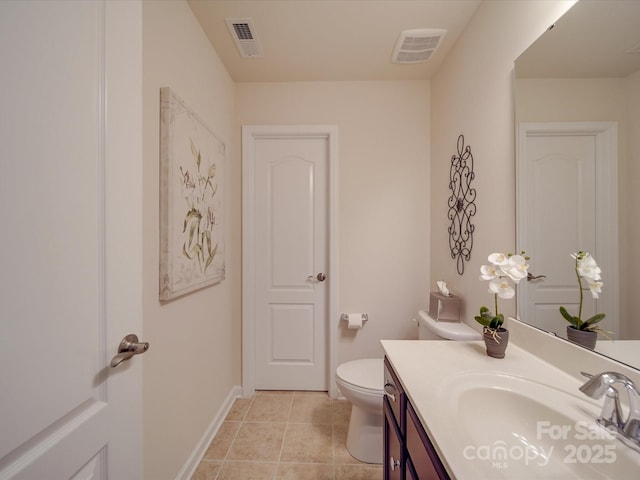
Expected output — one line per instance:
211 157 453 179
381 319 640 479
383 357 449 479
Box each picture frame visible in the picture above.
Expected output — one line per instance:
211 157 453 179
159 87 225 301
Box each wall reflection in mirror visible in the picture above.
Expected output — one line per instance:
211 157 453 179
514 0 640 369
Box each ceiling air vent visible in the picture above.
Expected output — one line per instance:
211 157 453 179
225 18 264 58
391 29 447 64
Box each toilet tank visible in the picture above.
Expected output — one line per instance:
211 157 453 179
417 310 481 340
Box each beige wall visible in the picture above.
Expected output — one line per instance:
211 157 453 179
235 81 430 363
138 0 586 476
430 1 575 327
142 1 239 478
625 70 640 339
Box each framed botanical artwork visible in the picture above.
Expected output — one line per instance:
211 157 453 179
159 87 225 301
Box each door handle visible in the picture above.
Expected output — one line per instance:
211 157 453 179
306 273 326 282
110 334 149 368
527 272 547 282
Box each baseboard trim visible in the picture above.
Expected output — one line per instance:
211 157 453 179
175 385 242 480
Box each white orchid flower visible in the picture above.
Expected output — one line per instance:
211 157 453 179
488 252 509 266
586 279 603 299
561 251 605 331
480 264 499 281
500 254 529 284
576 253 602 282
488 279 515 299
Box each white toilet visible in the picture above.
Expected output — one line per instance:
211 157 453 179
335 310 481 464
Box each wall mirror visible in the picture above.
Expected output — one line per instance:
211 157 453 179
515 0 640 369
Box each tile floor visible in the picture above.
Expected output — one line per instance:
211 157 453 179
191 390 383 480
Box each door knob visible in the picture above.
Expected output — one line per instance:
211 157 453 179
110 334 149 368
527 272 547 282
306 273 327 282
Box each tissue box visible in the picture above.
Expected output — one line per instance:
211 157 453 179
428 292 462 322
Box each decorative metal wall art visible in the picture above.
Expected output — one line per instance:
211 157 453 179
447 135 476 275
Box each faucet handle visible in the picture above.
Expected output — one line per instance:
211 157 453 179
579 371 640 448
598 387 623 430
580 371 623 430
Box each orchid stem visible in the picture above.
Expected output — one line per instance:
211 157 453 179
575 257 584 325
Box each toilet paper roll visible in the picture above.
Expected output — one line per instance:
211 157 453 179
348 313 364 329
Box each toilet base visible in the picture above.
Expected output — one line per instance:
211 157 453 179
345 404 383 464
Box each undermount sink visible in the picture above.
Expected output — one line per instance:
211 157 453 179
436 372 640 479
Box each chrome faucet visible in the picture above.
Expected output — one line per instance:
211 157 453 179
580 371 640 448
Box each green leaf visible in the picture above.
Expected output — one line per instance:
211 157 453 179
559 306 572 322
188 221 198 249
190 138 201 170
559 306 581 328
204 243 218 272
583 313 606 327
190 243 203 258
475 307 503 329
489 313 504 330
190 138 197 158
202 230 211 252
183 208 202 233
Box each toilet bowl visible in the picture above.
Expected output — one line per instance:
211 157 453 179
335 358 384 464
335 311 481 464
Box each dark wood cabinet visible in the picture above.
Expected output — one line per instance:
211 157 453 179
383 356 405 480
384 398 403 480
383 356 451 480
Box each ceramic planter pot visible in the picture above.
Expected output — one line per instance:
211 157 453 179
483 328 509 358
566 325 597 350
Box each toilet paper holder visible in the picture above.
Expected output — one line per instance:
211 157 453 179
340 313 368 324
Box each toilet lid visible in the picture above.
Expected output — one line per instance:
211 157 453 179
336 358 384 392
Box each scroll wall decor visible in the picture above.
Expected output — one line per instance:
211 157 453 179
159 87 225 301
447 134 476 275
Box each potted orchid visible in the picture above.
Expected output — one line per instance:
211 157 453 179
559 251 605 350
475 252 530 358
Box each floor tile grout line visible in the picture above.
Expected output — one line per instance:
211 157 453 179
331 398 337 467
195 391 383 479
274 399 293 467
213 395 254 480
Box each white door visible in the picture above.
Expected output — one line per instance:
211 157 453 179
242 126 338 393
0 2 143 479
517 122 618 338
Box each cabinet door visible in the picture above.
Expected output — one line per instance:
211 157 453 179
406 402 450 479
384 397 404 480
406 458 419 480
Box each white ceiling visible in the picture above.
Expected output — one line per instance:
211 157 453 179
186 0 482 82
516 0 640 78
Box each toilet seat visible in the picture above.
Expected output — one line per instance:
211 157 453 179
336 358 384 394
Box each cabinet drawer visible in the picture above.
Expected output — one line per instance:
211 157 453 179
406 402 450 480
383 356 404 431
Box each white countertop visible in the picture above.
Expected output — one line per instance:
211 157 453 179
380 339 637 479
595 340 640 370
